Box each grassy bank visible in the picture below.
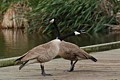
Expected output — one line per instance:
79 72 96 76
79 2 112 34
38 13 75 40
0 0 119 33
1 41 120 67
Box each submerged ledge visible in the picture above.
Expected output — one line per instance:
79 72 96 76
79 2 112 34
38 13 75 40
1 41 120 67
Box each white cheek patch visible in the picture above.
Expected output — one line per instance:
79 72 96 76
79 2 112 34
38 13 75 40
50 19 55 23
74 31 80 35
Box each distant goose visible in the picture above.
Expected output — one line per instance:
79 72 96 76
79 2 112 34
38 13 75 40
51 18 97 72
15 19 65 76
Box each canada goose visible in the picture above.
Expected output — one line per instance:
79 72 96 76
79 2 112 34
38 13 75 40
15 39 61 76
51 18 97 72
59 41 97 72
15 19 64 76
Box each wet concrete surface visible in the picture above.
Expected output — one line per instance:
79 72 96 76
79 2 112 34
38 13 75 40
0 49 120 80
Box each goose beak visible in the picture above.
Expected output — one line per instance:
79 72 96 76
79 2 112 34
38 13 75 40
79 30 86 33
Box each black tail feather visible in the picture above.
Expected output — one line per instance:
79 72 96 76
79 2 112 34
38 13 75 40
90 56 97 62
15 57 22 62
15 55 26 62
14 55 26 65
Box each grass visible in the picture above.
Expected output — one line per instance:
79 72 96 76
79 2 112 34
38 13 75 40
0 0 120 34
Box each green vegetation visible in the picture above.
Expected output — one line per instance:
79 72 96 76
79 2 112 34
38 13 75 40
0 0 120 34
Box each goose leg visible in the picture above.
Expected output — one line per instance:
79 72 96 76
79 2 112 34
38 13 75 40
19 60 29 70
70 60 73 66
69 59 78 72
67 60 73 72
40 64 52 76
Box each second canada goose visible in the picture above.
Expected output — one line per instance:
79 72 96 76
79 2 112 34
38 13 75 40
59 41 97 71
51 18 97 72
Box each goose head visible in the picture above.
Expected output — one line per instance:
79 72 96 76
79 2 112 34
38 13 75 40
49 18 85 40
49 18 61 39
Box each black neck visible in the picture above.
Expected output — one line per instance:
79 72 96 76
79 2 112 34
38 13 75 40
52 20 77 41
58 32 75 40
53 22 61 38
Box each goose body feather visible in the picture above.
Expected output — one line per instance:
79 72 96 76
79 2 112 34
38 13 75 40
59 41 97 61
17 39 61 63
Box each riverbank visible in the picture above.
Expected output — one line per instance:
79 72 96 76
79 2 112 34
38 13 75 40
1 41 120 67
0 49 120 80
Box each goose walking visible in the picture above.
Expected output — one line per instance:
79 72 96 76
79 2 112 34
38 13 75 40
15 19 64 76
51 18 97 72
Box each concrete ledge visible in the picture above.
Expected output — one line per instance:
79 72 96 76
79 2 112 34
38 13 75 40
1 41 120 67
82 41 120 52
0 57 19 67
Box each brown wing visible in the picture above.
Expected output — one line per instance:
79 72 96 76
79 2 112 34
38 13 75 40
17 41 52 62
59 41 79 60
61 41 91 59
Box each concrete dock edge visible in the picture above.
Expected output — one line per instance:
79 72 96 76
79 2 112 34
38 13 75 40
0 41 120 67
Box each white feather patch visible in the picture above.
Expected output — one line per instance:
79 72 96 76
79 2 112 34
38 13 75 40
74 31 80 35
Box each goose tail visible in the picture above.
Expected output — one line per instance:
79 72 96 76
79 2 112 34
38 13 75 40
14 55 29 70
15 56 23 62
14 55 26 64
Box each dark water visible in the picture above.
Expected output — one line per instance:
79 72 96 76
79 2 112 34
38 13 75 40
0 29 120 59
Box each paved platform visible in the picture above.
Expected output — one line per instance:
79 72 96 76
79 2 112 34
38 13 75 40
0 49 120 80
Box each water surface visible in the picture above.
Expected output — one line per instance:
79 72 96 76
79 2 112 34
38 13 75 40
0 29 120 59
